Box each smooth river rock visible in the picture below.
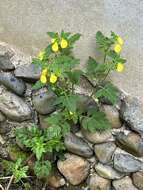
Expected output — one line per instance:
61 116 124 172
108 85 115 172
57 153 90 185
114 153 143 173
116 132 143 157
95 163 124 180
102 105 122 129
0 72 26 96
0 46 15 71
32 88 57 115
0 91 31 121
94 142 116 164
120 96 143 135
14 64 41 82
132 171 143 190
89 173 111 190
113 176 138 190
82 128 112 144
64 132 93 158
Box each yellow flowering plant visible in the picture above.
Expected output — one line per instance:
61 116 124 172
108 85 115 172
15 31 126 179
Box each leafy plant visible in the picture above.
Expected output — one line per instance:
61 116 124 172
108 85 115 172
3 158 28 183
14 30 126 181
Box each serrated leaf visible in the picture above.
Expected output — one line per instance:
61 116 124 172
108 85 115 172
34 160 51 177
47 32 58 39
67 70 83 84
82 110 111 132
69 33 81 44
95 83 119 105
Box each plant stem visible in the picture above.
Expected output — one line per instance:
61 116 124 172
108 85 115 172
0 184 5 190
6 175 14 190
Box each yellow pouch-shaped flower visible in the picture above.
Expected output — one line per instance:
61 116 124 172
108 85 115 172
60 38 68 49
42 68 48 76
38 50 45 61
114 44 122 54
50 73 57 83
117 63 124 73
52 42 59 52
40 74 47 84
117 36 124 45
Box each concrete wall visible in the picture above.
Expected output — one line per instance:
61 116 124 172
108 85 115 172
0 0 143 100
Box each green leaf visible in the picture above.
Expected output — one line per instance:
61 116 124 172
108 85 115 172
31 136 46 160
82 109 111 132
32 81 45 90
69 33 81 44
96 31 114 52
95 82 119 105
67 70 83 84
34 160 51 177
86 57 107 78
47 32 58 39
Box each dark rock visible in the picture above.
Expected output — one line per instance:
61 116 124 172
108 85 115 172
14 64 41 82
114 153 143 173
32 88 57 115
116 132 143 157
0 112 6 122
0 72 26 96
64 132 93 158
39 114 49 129
0 91 31 121
0 48 15 71
120 96 143 135
94 142 116 164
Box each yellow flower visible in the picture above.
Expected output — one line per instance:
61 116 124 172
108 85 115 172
117 36 124 45
52 42 59 52
117 63 124 73
50 73 57 83
114 44 122 54
51 38 56 44
40 74 47 84
41 68 48 76
38 50 45 61
60 38 68 49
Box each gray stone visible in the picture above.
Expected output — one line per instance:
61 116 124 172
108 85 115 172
0 72 26 96
0 112 6 122
132 171 143 190
32 88 57 115
102 105 122 129
89 173 111 190
120 96 143 135
95 163 124 180
82 128 112 144
113 176 138 190
116 132 143 157
114 153 143 173
0 46 15 71
57 153 90 185
39 114 49 129
0 91 31 121
64 132 93 158
94 142 116 164
14 64 41 82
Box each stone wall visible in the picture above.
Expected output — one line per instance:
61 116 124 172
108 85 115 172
0 1 143 100
0 42 143 190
